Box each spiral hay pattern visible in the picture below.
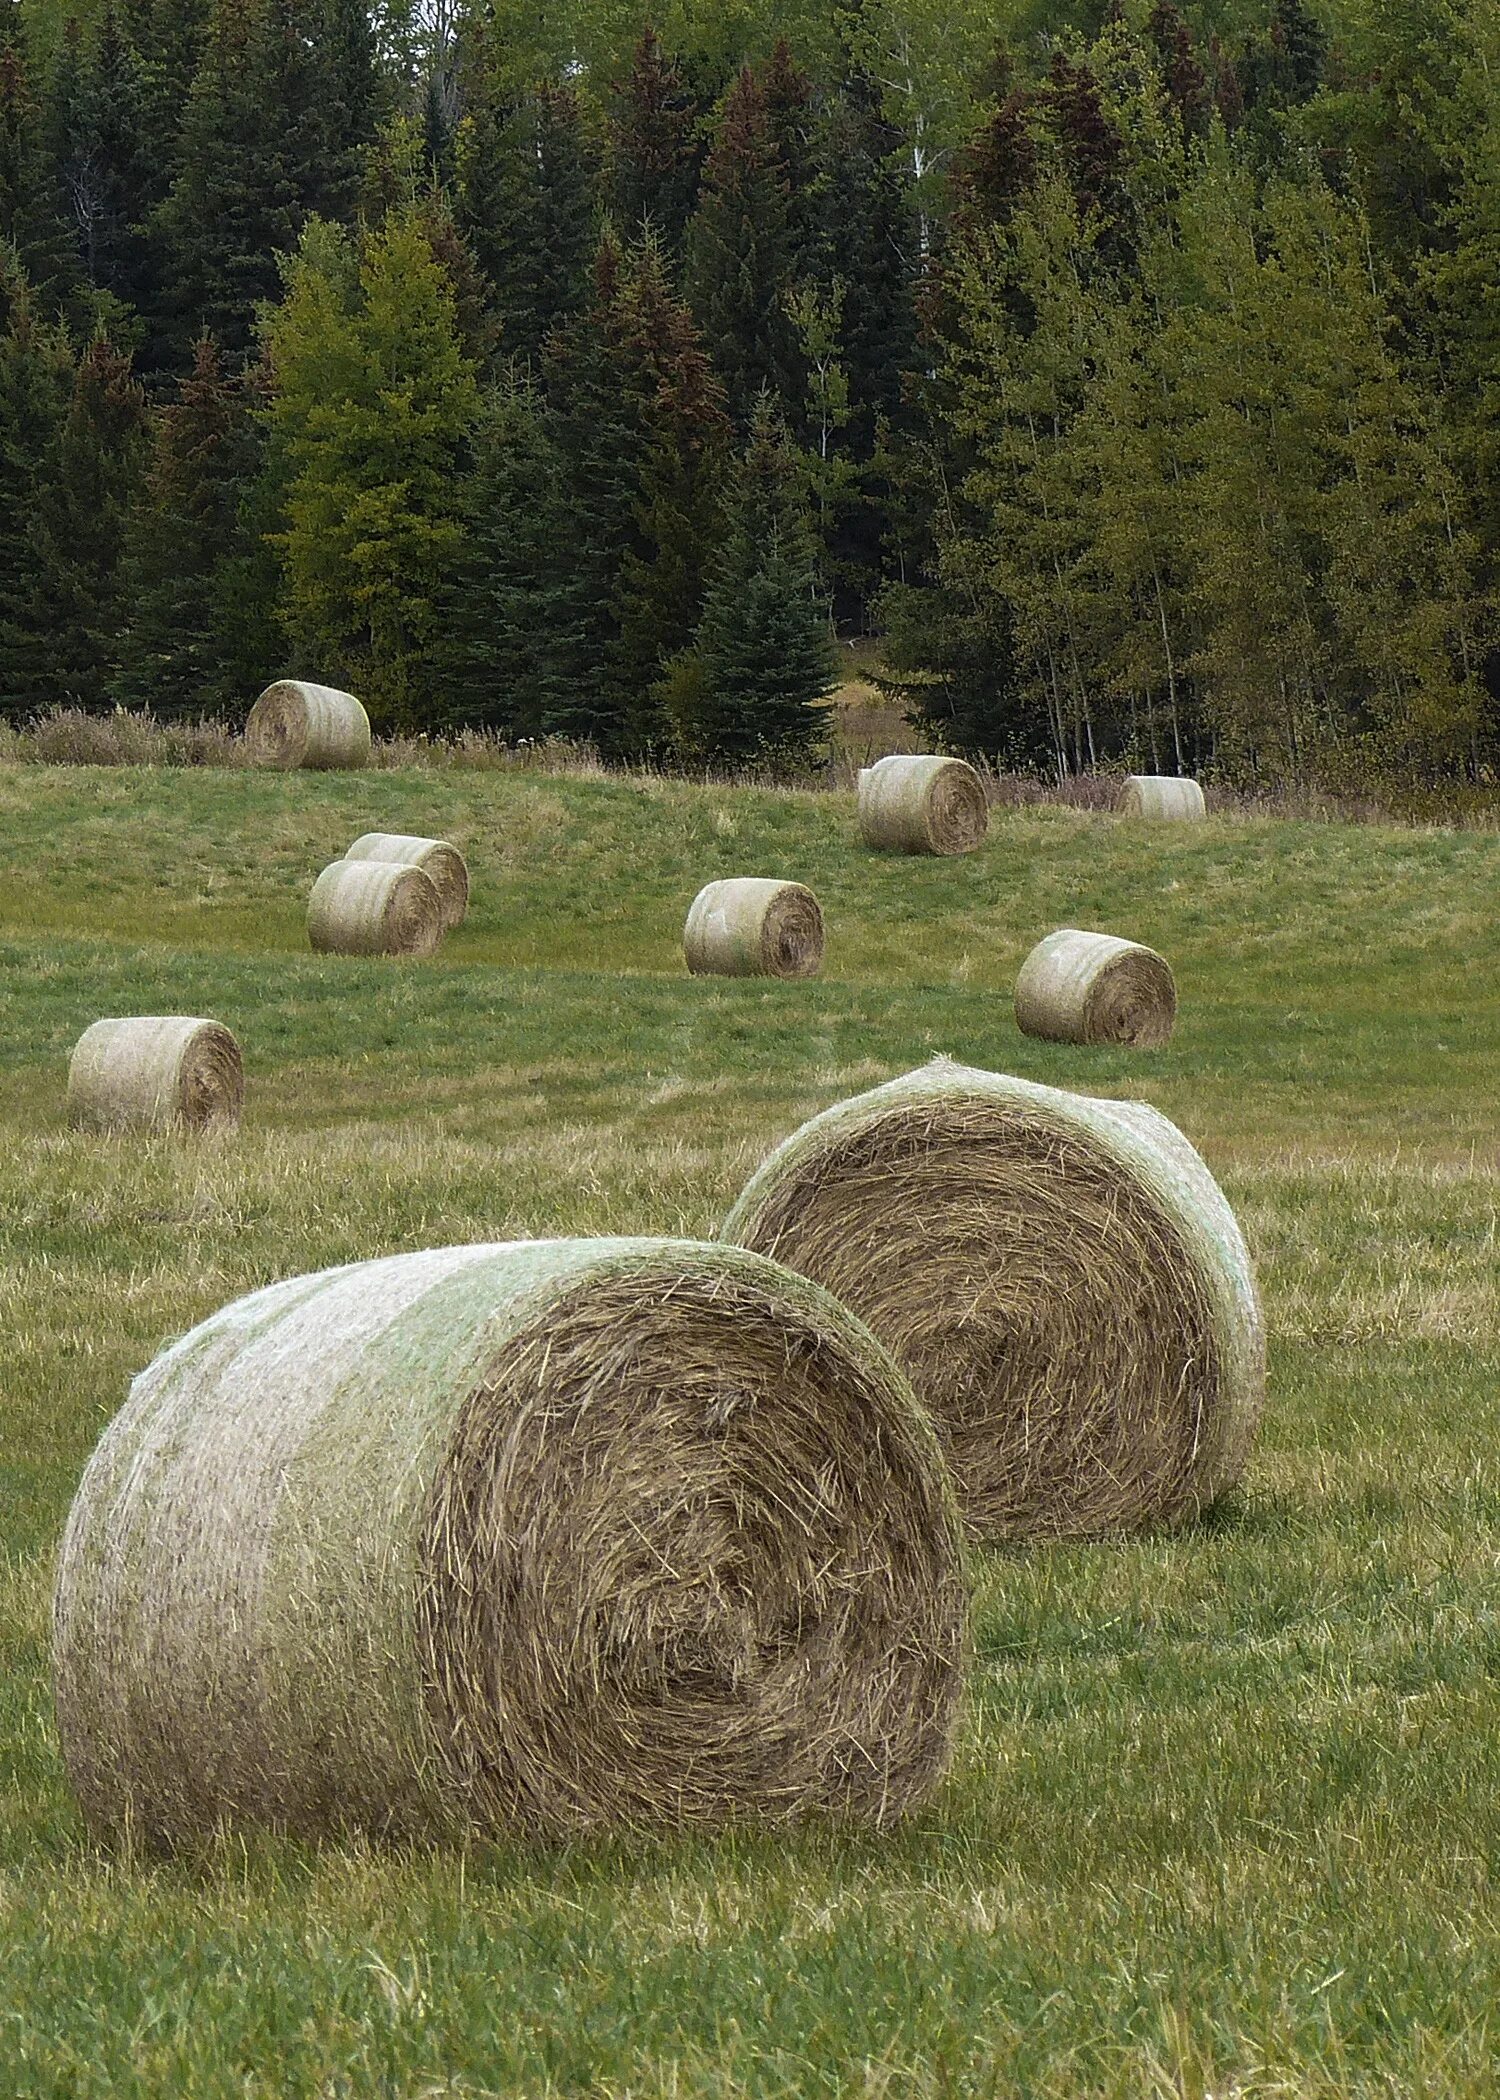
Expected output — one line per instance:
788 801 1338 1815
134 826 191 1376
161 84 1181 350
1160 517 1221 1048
245 681 371 770
67 1017 244 1134
858 756 988 856
1014 929 1177 1048
307 860 444 958
52 1239 966 1846
723 1061 1263 1545
1118 775 1206 821
683 878 824 979
344 833 470 931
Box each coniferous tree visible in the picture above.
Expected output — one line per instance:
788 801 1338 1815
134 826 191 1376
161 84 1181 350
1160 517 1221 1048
0 45 77 312
609 26 704 248
46 8 156 318
263 209 477 725
114 333 261 715
687 65 802 426
682 398 832 769
0 275 75 714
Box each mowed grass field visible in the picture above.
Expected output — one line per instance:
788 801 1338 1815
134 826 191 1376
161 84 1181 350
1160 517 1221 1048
1 761 1498 2099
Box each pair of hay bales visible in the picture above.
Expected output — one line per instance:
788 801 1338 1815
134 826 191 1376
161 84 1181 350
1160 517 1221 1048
309 834 469 958
55 1060 1262 1852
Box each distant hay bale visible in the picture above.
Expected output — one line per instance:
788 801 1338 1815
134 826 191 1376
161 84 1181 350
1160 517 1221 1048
67 1017 244 1134
307 859 443 958
723 1059 1263 1545
52 1238 965 1846
858 755 988 855
1118 774 1206 820
245 680 371 770
344 833 469 931
683 878 824 979
1014 928 1177 1049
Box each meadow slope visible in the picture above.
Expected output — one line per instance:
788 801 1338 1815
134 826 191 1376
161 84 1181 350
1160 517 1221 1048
1 763 1498 2098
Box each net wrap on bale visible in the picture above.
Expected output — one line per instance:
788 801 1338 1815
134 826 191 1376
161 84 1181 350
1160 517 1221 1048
1014 928 1177 1048
245 681 371 770
67 1017 244 1133
858 756 988 856
345 834 469 931
683 878 824 979
1118 775 1206 821
307 859 443 958
723 1060 1263 1544
53 1238 965 1846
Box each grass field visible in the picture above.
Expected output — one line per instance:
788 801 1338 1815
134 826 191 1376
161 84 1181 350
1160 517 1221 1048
1 761 1498 2097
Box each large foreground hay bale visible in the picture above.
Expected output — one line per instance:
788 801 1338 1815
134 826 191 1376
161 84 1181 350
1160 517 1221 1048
307 859 443 958
684 878 824 979
67 1017 244 1133
723 1060 1263 1544
245 680 371 770
1118 774 1206 820
345 832 469 931
858 755 988 855
53 1238 965 1846
1014 928 1177 1048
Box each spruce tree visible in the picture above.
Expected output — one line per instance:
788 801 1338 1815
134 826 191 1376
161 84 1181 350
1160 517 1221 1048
609 26 704 248
114 333 260 716
687 65 802 426
46 7 157 316
0 45 77 313
685 398 832 769
0 276 75 715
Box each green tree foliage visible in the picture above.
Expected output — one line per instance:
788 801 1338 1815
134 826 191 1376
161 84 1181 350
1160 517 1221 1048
262 208 477 725
0 272 75 714
681 397 833 768
0 44 77 312
608 25 706 250
44 7 156 323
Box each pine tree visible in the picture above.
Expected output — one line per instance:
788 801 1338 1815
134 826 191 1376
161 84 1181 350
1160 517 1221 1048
0 44 77 313
687 65 802 426
683 398 832 768
609 26 704 249
46 7 157 317
114 333 262 716
263 209 478 726
1146 3 1212 138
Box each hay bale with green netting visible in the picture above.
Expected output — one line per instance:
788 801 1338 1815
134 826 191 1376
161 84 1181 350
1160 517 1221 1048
683 878 824 979
67 1017 244 1133
245 681 371 770
52 1238 965 1847
1014 928 1177 1048
857 755 988 855
1118 774 1206 820
723 1059 1263 1545
345 833 469 931
307 859 443 958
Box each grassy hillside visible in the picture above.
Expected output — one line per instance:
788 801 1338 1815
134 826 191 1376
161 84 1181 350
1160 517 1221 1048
1 763 1498 2097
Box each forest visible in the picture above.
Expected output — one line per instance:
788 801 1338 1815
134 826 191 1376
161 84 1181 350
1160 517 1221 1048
1 0 1497 783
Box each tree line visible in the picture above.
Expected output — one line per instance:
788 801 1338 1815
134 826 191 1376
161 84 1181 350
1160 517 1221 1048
1 0 1496 781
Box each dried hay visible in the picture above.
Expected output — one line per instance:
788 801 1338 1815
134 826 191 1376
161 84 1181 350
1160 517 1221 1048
723 1059 1263 1545
858 755 988 855
245 681 371 770
307 859 443 958
52 1238 965 1846
1118 775 1206 820
1014 928 1177 1049
67 1017 244 1133
684 878 824 979
345 832 469 931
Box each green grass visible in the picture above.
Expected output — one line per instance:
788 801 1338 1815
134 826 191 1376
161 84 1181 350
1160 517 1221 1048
1 762 1498 2097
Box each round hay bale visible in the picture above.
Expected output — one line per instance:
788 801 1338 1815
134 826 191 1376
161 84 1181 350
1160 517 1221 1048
307 859 443 958
858 755 988 855
683 878 824 979
723 1059 1263 1545
1014 928 1177 1049
345 833 469 931
245 680 371 770
67 1017 244 1134
52 1238 965 1847
1118 774 1206 820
